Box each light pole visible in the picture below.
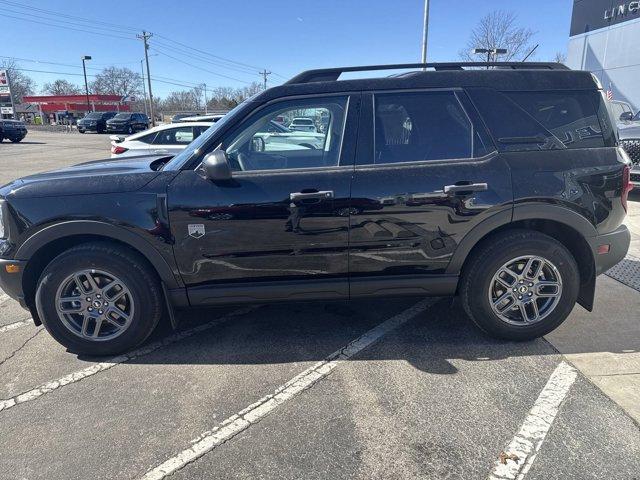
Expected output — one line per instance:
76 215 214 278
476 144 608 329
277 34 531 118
472 48 507 68
81 55 92 113
140 59 148 117
421 0 430 69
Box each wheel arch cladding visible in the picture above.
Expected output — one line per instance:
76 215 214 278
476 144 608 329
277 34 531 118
17 221 182 310
450 206 596 311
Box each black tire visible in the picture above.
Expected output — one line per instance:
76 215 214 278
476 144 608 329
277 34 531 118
459 230 579 341
35 242 163 355
10 137 21 143
79 129 85 134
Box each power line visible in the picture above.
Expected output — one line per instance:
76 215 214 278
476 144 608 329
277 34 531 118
1 12 135 41
0 55 138 72
0 0 140 33
151 41 260 76
150 47 253 84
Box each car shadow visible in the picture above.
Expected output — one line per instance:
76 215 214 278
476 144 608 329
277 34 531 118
74 297 573 375
0 141 47 145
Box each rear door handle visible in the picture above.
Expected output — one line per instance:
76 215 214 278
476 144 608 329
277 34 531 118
443 183 488 194
290 190 334 201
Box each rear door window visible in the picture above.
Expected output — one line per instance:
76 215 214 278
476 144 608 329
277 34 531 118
153 126 194 145
373 91 474 164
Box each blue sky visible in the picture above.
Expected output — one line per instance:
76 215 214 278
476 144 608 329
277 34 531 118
1 0 574 97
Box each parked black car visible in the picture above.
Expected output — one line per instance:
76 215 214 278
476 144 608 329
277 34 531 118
77 111 117 134
105 112 149 134
0 119 27 143
0 62 632 355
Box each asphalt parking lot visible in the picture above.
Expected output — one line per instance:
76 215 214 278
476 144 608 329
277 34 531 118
0 130 639 480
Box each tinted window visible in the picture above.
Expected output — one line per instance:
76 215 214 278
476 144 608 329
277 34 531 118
507 91 606 149
153 126 194 145
373 91 472 164
224 96 348 171
113 113 131 120
136 132 158 144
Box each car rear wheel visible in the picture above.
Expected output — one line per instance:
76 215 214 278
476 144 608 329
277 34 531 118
10 137 22 143
459 230 579 341
35 242 163 355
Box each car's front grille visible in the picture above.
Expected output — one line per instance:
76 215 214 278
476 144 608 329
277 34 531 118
620 139 640 165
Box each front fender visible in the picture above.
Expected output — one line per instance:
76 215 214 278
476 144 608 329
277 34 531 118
15 220 183 289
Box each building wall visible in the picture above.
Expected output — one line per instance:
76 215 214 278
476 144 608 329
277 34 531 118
567 0 640 111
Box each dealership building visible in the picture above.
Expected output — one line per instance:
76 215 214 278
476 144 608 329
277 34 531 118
568 0 640 110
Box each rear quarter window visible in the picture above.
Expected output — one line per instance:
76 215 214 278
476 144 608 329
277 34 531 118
467 88 614 151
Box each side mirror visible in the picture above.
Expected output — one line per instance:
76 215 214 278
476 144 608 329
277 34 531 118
620 111 634 122
251 136 265 152
202 150 232 181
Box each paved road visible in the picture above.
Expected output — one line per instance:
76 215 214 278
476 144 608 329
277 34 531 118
0 131 638 479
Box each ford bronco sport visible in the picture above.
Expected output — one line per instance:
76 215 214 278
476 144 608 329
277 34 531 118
0 62 632 355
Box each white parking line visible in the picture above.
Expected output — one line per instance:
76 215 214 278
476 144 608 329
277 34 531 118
0 306 257 413
0 320 30 334
488 361 578 480
140 299 433 480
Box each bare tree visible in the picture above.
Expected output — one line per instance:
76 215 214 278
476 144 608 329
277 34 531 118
160 88 201 112
460 11 536 62
553 51 567 64
0 59 36 103
90 66 141 98
207 82 262 110
41 79 82 96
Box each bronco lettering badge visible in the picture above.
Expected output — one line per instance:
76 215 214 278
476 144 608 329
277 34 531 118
188 224 205 238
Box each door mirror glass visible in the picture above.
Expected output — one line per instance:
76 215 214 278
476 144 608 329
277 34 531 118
251 136 265 152
620 111 634 122
202 150 232 181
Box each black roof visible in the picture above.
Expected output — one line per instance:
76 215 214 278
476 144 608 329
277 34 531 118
255 62 597 104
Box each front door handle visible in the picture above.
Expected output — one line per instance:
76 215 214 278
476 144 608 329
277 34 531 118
443 183 488 195
290 190 334 201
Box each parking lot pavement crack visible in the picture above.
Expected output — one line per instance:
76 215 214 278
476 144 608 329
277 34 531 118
0 306 258 414
140 299 435 480
0 327 43 369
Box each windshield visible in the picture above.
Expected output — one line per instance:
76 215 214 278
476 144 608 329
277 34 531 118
113 113 131 120
163 96 258 171
84 112 103 119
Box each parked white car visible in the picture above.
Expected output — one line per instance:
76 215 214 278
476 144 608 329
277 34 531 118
288 117 317 132
110 122 213 158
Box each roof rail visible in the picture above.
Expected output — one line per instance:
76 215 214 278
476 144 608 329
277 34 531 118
286 62 569 84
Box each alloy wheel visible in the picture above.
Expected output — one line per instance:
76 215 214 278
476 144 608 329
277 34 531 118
55 269 135 341
488 255 563 325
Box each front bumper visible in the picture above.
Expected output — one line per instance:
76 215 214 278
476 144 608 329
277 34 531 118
106 125 128 133
589 224 631 276
78 124 98 132
0 259 28 308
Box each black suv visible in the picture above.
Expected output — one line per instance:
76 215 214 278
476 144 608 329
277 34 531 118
77 111 117 134
106 112 149 134
0 119 28 143
0 62 632 355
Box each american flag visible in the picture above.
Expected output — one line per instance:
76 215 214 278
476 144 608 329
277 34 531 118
606 83 613 101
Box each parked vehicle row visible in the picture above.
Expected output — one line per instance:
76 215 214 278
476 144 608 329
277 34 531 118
0 62 632 356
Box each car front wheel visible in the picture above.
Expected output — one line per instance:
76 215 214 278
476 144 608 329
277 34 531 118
35 242 163 355
460 230 579 341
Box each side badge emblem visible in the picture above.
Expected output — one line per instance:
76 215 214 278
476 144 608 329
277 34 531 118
188 224 205 239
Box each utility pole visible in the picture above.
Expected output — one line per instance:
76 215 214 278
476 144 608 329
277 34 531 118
421 0 430 69
259 69 271 90
139 59 148 117
137 31 155 126
81 55 92 114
